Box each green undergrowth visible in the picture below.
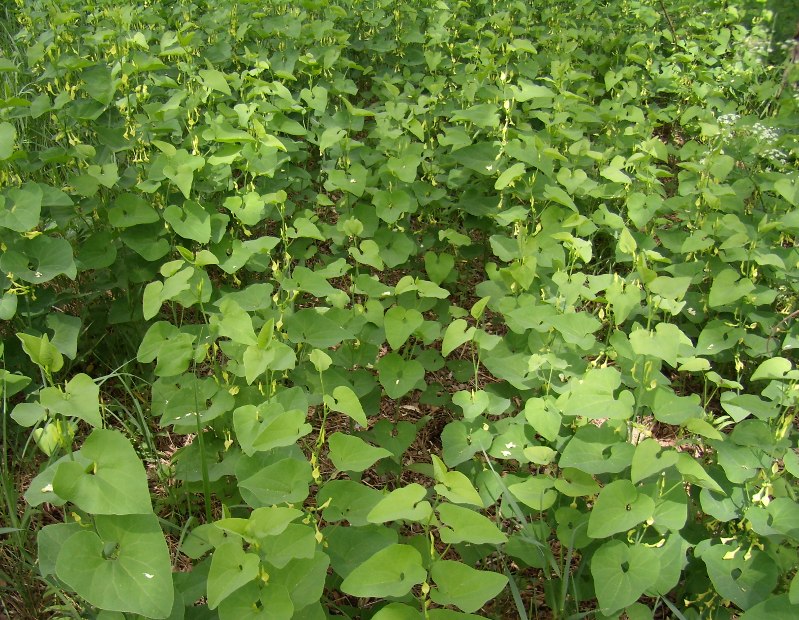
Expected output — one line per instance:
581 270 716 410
1 0 799 618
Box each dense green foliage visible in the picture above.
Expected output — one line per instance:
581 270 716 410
1 0 799 618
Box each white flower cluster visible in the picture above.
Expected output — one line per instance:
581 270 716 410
761 148 788 165
717 113 740 127
751 122 780 143
744 37 772 55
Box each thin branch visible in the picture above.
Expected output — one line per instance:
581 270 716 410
657 0 680 44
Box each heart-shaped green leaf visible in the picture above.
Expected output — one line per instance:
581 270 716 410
437 503 507 545
207 540 260 609
0 183 42 231
452 390 489 421
340 544 426 598
587 480 655 538
0 121 17 160
56 514 173 618
233 404 311 456
235 454 311 508
377 353 425 399
367 483 432 523
17 332 63 373
591 540 660 614
39 373 101 427
695 541 778 610
328 433 392 472
631 439 679 483
441 319 476 356
1 236 76 283
324 385 367 427
432 455 483 507
384 306 424 350
52 429 151 514
430 560 507 613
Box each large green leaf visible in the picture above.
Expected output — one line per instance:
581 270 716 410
587 480 655 538
430 560 507 613
1 236 76 283
328 432 391 472
218 582 293 620
324 524 398 580
340 544 426 598
323 385 367 427
51 429 151 514
81 65 117 104
437 503 507 545
233 404 311 456
284 309 353 348
559 424 634 474
236 455 311 507
318 480 382 526
708 268 755 308
591 540 660 614
695 540 778 610
384 305 424 350
377 353 425 399
207 540 260 609
55 514 173 618
367 483 432 523
17 333 63 373
441 319 476 356
0 184 42 231
39 373 101 427
0 121 16 159
432 455 483 507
